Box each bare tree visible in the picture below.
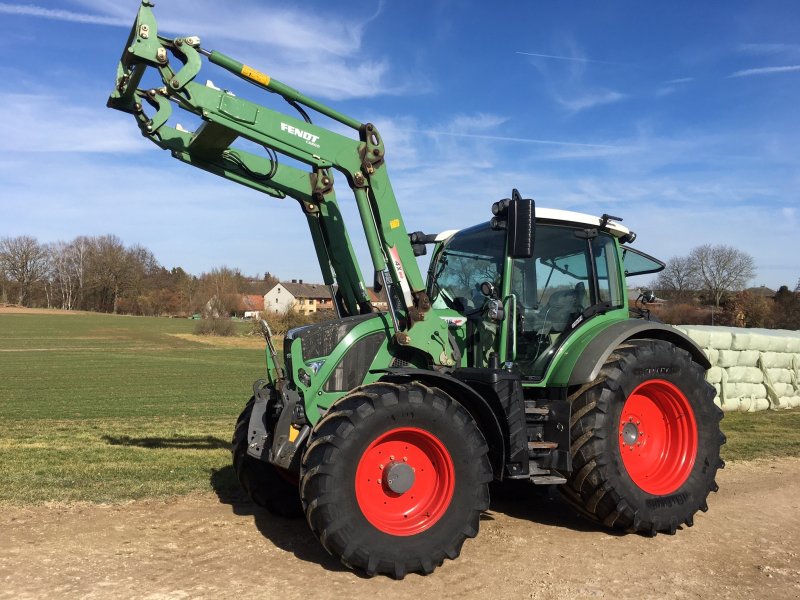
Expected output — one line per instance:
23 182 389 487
69 236 90 310
0 267 7 304
0 235 48 306
87 235 135 313
654 255 698 302
199 266 242 317
688 244 755 308
48 241 77 310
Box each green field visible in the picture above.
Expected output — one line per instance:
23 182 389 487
0 311 265 504
1 310 798 505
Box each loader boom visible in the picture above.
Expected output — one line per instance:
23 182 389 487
108 1 454 363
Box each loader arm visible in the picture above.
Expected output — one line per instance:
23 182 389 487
108 1 455 364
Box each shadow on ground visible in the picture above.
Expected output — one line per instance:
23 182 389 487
209 464 620 575
209 465 354 575
486 479 620 534
102 434 229 450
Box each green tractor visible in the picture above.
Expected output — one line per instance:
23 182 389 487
109 2 724 578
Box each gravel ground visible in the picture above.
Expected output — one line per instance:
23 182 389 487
1 458 799 599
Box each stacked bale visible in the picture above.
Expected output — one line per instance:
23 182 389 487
674 325 800 412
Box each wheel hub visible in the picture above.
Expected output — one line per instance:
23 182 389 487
385 461 415 494
621 421 640 446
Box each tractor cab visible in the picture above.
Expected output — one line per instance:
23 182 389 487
428 208 631 378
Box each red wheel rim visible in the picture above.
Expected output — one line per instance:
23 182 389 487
355 427 455 536
618 379 698 495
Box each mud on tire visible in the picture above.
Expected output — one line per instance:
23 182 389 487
232 398 303 517
300 382 492 579
563 339 725 535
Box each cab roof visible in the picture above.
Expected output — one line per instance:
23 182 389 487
536 207 630 237
434 207 631 243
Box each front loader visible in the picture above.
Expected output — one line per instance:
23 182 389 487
108 2 725 578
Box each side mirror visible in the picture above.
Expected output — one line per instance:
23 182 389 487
639 289 656 304
490 189 535 259
508 191 534 259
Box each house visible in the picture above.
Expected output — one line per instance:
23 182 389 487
238 294 266 319
264 280 333 315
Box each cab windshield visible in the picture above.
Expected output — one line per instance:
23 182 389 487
428 224 505 314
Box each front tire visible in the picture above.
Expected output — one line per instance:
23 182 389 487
564 339 725 534
300 382 492 578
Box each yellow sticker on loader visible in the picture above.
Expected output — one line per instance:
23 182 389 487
241 65 270 87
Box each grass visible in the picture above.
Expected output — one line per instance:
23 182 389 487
720 410 800 462
0 312 264 504
0 311 798 504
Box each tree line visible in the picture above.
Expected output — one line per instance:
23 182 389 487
0 234 278 316
4 235 798 329
652 244 799 329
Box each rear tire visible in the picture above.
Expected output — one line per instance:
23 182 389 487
232 398 303 518
564 339 725 535
300 382 492 578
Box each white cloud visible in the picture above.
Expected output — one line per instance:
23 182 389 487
0 3 127 26
397 128 618 149
518 38 627 114
555 90 626 113
0 92 146 153
6 0 407 100
728 65 800 78
739 43 800 56
515 51 615 65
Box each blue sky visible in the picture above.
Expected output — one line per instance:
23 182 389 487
0 1 798 289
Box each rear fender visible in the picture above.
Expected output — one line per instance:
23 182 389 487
567 321 711 386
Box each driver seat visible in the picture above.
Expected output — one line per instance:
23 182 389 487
540 282 586 335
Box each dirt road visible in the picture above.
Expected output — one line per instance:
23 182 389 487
2 458 798 600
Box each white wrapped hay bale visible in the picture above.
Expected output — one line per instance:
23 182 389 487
737 350 760 367
704 347 720 365
773 382 792 397
767 369 793 384
768 336 789 352
675 325 800 412
677 326 710 348
709 329 733 350
748 397 771 412
706 366 723 384
731 331 752 351
726 366 763 384
717 350 740 368
748 332 772 352
761 352 792 368
727 382 767 399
